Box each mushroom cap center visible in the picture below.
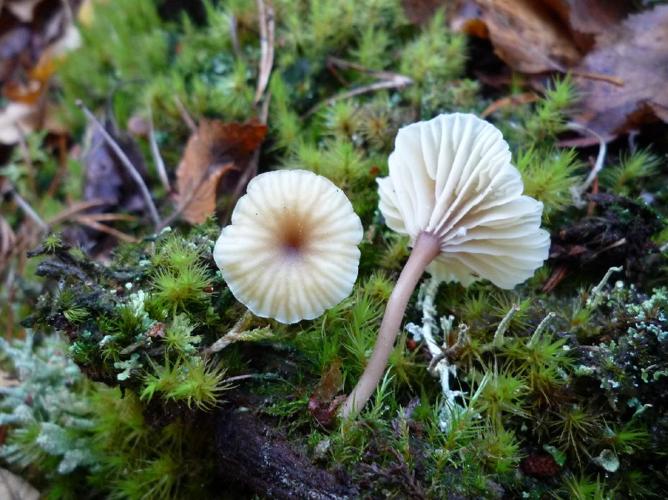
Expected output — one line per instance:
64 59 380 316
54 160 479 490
276 209 313 258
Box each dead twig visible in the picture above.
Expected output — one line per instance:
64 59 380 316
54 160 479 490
327 56 404 81
173 96 198 134
569 69 625 87
74 217 138 243
568 122 607 209
76 213 137 223
229 14 242 59
47 199 109 225
304 71 412 118
1 182 48 232
222 149 260 225
148 107 171 193
254 0 275 105
222 93 271 225
77 100 161 230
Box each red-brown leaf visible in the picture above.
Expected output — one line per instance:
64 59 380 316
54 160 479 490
175 120 267 225
572 6 668 136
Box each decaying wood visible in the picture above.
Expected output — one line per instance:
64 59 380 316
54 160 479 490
215 403 357 499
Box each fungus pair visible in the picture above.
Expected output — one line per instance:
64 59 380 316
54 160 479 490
213 113 550 419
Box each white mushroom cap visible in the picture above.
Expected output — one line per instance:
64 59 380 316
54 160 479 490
377 113 550 289
213 169 363 324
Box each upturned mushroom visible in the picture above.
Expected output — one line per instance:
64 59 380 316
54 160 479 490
341 113 550 418
213 169 363 324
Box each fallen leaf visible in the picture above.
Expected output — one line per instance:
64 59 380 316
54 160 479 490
481 91 538 117
75 118 149 252
3 57 55 105
548 0 629 44
0 2 81 142
450 0 582 74
308 359 345 428
175 119 267 224
0 26 32 83
0 468 39 500
83 119 149 214
572 6 668 136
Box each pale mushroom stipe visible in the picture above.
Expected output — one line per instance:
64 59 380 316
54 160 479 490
213 169 363 324
340 113 551 418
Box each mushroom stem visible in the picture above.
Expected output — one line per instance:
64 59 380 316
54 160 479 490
340 231 441 419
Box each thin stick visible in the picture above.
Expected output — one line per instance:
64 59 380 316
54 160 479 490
224 92 272 222
47 199 109 225
76 100 161 229
74 217 138 243
254 0 275 105
148 107 171 193
568 121 607 208
221 151 260 226
8 186 48 232
545 57 624 87
569 69 624 87
77 213 137 222
304 75 412 118
340 231 441 419
327 56 408 82
229 14 242 59
173 96 198 134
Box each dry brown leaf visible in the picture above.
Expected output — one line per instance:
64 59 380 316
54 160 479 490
175 120 267 225
545 0 629 42
307 359 345 428
572 6 668 136
0 1 80 143
481 91 538 117
451 0 582 73
83 120 149 214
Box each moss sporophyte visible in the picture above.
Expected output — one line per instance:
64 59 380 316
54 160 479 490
213 113 550 419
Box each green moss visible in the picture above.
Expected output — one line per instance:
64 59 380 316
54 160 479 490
516 148 582 218
4 0 668 497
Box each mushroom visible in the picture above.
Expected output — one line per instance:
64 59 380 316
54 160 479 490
340 113 550 418
213 169 363 324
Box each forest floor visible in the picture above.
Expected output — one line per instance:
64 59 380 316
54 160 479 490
1 0 668 498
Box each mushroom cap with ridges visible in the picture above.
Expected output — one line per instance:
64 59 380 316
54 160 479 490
377 113 550 289
213 169 363 324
